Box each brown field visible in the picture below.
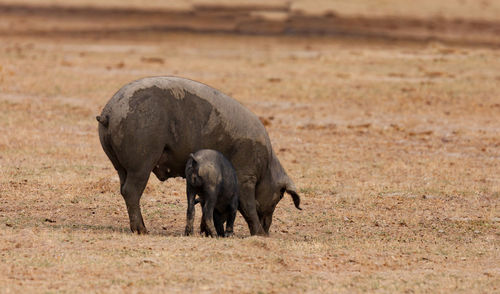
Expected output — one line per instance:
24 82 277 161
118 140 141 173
0 1 499 293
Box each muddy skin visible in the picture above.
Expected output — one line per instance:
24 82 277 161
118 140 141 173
184 150 238 238
97 76 301 236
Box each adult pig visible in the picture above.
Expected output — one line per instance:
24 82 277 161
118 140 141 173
97 76 301 236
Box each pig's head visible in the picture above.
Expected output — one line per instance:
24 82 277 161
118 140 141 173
185 154 203 187
256 156 301 234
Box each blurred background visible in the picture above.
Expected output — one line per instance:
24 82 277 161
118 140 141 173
1 0 500 44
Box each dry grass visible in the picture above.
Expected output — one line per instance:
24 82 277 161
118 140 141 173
0 2 499 293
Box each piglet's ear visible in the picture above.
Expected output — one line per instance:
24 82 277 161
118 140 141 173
189 153 197 165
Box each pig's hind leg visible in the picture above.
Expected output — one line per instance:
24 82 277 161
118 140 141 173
121 171 150 234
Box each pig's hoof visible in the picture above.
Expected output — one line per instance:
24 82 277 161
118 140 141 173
184 227 193 236
224 231 234 238
130 224 148 235
200 230 212 237
204 230 216 238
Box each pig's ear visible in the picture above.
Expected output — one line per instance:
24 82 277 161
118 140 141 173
189 153 197 167
285 182 302 210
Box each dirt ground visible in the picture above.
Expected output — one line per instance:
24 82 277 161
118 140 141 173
0 1 499 293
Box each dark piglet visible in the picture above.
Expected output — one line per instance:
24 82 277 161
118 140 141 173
183 149 238 237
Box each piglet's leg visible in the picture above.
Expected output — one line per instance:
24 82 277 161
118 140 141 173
184 186 196 236
201 188 218 237
213 211 225 237
200 217 207 236
225 200 237 237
